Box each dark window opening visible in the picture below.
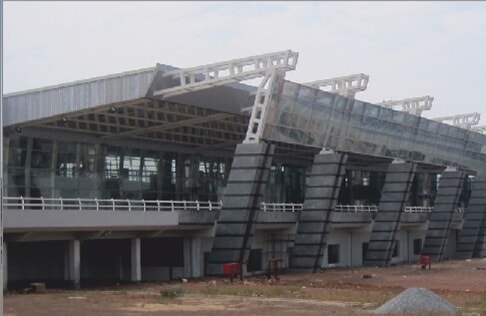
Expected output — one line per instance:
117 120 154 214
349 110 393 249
392 240 400 257
362 242 369 264
247 249 262 272
328 244 340 264
413 239 422 255
141 238 184 267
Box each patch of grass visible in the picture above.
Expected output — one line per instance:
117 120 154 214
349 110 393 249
159 286 184 299
198 286 263 297
263 286 298 298
194 285 310 299
461 294 486 315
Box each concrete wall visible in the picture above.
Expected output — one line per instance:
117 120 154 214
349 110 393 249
444 229 459 260
4 209 178 231
237 227 296 275
321 223 432 269
184 236 215 278
402 227 428 263
349 230 373 267
322 229 369 268
323 230 348 268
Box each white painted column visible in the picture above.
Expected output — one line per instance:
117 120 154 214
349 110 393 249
131 238 141 282
68 240 81 289
348 232 353 267
117 252 123 281
183 238 191 278
190 237 201 278
183 237 202 278
3 242 7 290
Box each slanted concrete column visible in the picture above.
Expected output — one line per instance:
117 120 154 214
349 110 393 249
364 161 416 267
131 238 141 282
456 173 486 259
422 170 465 262
474 217 486 257
290 151 348 273
207 142 275 275
67 239 81 289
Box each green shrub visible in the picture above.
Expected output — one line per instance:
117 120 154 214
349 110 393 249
159 286 184 298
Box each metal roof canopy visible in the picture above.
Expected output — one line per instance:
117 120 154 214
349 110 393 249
5 50 480 170
3 51 307 159
7 98 250 154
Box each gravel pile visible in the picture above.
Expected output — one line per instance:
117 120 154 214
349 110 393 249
374 287 457 314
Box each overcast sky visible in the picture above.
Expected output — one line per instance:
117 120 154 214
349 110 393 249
3 1 486 122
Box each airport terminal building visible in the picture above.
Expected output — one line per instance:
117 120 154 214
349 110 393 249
3 50 486 289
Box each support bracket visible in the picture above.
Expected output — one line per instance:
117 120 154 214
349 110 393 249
154 50 298 99
377 95 433 116
304 73 369 99
434 112 481 130
244 70 285 143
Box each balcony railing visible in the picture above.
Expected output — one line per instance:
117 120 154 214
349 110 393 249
3 196 467 215
260 202 303 212
3 196 223 212
404 206 464 213
404 206 433 213
261 203 379 213
335 204 378 213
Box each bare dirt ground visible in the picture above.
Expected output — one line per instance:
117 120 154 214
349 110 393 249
5 258 486 315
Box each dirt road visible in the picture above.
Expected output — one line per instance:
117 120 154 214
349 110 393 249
5 258 486 315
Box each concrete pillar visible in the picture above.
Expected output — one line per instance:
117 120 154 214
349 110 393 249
207 142 275 275
116 253 123 280
131 238 141 282
3 242 7 290
422 170 465 262
191 237 201 278
183 238 190 278
348 232 353 267
474 218 486 257
290 152 348 273
67 240 81 289
456 173 486 259
184 237 202 278
364 161 416 267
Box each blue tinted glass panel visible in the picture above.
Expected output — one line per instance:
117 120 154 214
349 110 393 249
263 80 486 172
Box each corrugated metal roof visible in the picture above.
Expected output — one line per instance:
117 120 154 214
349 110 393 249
3 66 158 127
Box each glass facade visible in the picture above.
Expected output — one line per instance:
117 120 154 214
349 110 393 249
6 136 232 202
265 164 306 203
5 135 307 203
9 77 474 206
264 80 486 172
5 135 456 208
338 170 386 206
